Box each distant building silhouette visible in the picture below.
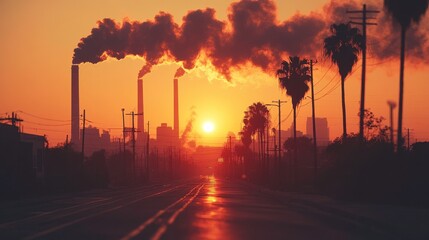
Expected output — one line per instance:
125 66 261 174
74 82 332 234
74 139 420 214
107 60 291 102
156 123 174 151
280 125 304 144
80 125 111 157
0 122 46 196
20 133 46 179
306 117 330 146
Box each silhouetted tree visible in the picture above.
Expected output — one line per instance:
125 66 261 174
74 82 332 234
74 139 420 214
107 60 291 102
239 126 252 150
324 23 363 140
242 102 270 163
45 144 84 192
85 150 109 188
235 144 246 175
384 0 429 152
283 136 314 184
106 150 133 185
283 136 313 153
239 124 253 177
277 56 311 166
360 109 389 142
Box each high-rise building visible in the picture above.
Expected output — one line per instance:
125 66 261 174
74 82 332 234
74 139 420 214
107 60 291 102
80 126 112 157
306 117 330 146
156 123 174 151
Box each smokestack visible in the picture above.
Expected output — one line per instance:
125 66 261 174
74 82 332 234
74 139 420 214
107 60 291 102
71 65 80 147
174 78 179 141
137 79 144 142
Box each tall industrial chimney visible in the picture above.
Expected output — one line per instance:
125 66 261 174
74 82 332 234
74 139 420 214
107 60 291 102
71 65 80 147
137 79 144 142
174 78 179 141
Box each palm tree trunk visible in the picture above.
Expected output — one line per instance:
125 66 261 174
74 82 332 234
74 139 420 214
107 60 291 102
259 130 262 172
260 130 264 180
266 124 269 178
341 76 347 140
293 105 297 184
397 26 406 153
389 105 394 147
258 130 262 170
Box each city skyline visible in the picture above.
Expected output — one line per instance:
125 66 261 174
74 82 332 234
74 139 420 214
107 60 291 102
2 1 429 239
1 0 428 147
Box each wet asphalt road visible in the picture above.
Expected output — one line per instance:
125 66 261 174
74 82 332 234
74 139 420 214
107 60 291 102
1 176 428 240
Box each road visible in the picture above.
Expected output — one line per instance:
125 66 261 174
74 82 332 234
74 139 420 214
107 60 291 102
1 176 428 240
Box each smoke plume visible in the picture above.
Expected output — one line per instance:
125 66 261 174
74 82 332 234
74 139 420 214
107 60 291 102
73 0 429 80
174 67 186 79
181 107 196 147
72 0 325 80
138 63 152 79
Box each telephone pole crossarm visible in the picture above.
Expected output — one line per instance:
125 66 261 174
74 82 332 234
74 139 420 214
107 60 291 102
347 4 379 144
125 111 143 180
265 100 287 181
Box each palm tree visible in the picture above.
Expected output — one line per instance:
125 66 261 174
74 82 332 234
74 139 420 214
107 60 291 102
384 0 429 152
239 124 252 177
277 56 311 167
324 23 363 140
242 102 270 165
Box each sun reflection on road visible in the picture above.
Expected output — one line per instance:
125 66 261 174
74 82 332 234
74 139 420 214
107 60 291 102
191 175 232 239
206 176 217 204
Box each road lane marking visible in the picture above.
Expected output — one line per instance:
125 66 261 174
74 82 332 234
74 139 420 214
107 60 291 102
0 186 157 229
120 183 204 240
150 183 205 240
21 185 185 240
0 184 186 230
0 198 108 229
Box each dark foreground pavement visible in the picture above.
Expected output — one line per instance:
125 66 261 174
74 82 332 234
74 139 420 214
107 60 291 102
1 176 428 240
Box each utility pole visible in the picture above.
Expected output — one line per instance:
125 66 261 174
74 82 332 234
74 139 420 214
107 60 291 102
126 111 142 180
229 135 232 178
310 60 318 180
347 4 379 144
272 128 277 163
275 100 285 172
0 112 23 127
266 100 286 182
121 108 126 153
131 111 136 180
81 109 86 160
146 121 150 182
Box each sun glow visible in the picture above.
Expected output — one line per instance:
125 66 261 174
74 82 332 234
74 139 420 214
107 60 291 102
202 121 215 133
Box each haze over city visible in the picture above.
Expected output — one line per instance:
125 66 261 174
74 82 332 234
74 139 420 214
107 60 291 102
1 0 429 239
1 0 428 146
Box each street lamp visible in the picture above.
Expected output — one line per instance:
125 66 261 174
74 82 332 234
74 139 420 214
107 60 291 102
265 100 287 181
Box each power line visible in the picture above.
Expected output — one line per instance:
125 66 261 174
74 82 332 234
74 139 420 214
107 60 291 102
281 108 293 123
24 120 71 127
314 73 340 96
313 62 334 87
17 110 70 122
24 127 68 133
314 80 341 101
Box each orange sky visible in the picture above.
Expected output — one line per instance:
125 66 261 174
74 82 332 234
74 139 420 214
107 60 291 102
1 0 428 146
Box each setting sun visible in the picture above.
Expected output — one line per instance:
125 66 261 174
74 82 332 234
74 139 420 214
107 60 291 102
202 121 215 133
